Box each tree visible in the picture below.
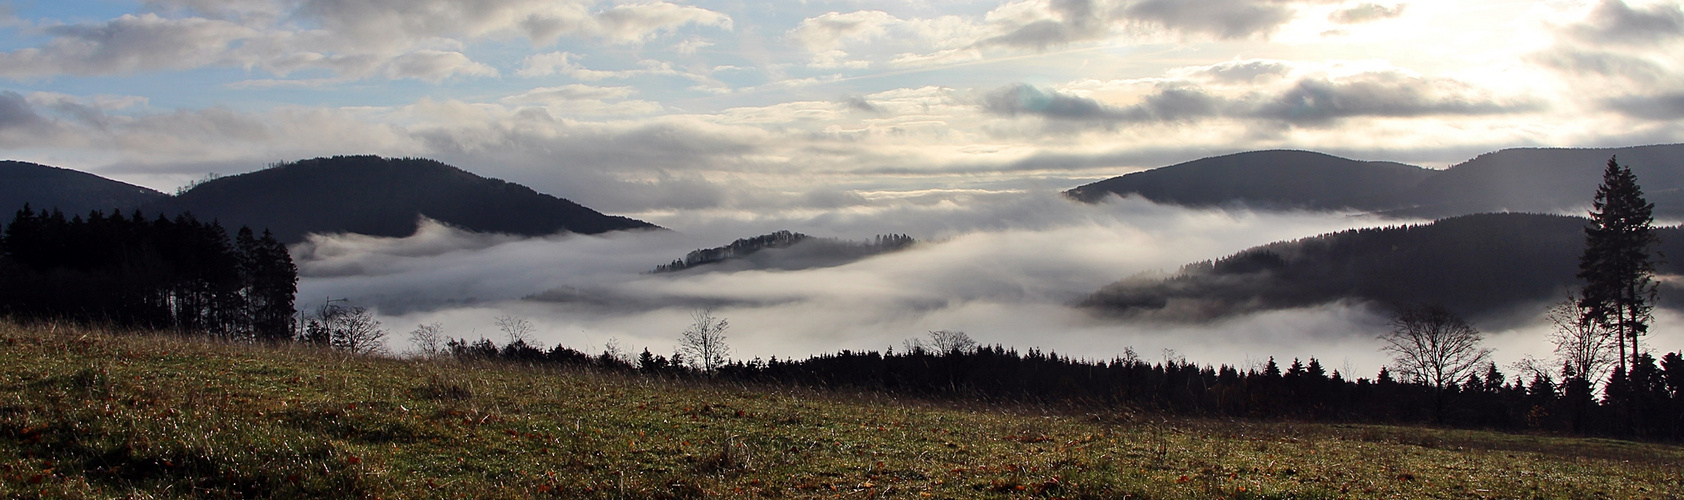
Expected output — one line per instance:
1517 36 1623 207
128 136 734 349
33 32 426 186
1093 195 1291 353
1380 305 1492 421
679 309 730 373
409 322 446 358
903 329 977 355
1546 294 1618 387
1578 156 1658 373
303 301 386 355
494 314 536 346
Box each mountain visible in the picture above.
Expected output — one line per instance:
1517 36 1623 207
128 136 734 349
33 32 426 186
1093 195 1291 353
0 160 168 217
1082 213 1684 324
653 230 915 273
1065 150 1435 209
148 156 658 243
1383 144 1684 218
1067 144 1684 218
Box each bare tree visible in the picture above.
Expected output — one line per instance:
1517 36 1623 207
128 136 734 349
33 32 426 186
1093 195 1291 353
304 302 387 355
680 309 730 373
926 329 976 354
1546 294 1618 385
1381 305 1492 390
409 322 446 358
494 314 536 346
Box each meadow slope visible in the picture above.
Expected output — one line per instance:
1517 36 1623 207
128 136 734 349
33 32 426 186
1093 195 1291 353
1 321 1680 499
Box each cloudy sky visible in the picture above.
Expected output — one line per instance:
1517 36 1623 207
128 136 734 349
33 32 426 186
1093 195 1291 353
2 0 1681 212
4 0 1682 373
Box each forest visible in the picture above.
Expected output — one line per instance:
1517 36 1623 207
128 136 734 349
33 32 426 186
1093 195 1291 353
0 205 297 341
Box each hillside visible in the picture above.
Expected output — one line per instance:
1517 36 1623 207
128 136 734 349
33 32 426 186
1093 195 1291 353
0 160 167 216
1065 150 1434 209
1067 144 1684 218
1083 213 1684 323
654 231 916 273
4 320 1680 498
149 156 658 243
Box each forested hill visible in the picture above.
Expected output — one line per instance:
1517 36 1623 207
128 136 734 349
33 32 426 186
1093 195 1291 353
149 156 659 244
1064 150 1435 209
654 230 915 273
1067 144 1684 219
1082 212 1684 324
0 160 168 216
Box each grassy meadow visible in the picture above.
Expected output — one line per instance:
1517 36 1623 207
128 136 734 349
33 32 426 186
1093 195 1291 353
1 320 1680 499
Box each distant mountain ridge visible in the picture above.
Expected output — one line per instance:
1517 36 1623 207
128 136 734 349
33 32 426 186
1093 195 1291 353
0 156 658 244
1082 212 1684 324
147 156 658 243
654 230 916 273
0 160 168 217
1066 150 1435 210
1068 144 1684 219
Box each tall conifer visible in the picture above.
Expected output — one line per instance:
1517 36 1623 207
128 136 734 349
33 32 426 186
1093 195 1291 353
1577 156 1657 375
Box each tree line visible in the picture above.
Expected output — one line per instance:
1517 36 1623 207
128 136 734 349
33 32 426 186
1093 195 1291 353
0 205 297 341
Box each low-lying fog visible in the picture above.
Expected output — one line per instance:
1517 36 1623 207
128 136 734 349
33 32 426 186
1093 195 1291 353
293 192 1684 380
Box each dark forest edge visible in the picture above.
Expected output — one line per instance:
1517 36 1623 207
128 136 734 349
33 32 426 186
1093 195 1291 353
427 329 1684 443
0 205 297 339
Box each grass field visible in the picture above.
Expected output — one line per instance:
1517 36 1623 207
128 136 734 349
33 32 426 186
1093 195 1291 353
1 320 1680 499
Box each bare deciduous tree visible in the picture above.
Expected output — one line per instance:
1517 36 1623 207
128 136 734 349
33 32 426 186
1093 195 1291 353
1547 294 1618 385
1381 305 1491 422
680 309 730 373
927 329 976 354
903 329 977 355
304 302 387 355
1381 305 1492 390
494 315 536 346
409 322 446 358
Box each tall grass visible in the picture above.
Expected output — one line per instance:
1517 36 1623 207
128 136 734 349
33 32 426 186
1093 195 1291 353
2 320 1680 498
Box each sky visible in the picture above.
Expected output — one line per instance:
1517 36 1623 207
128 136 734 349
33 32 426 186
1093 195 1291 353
3 0 1683 375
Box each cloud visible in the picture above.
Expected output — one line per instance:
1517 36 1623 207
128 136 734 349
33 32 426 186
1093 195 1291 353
1605 92 1684 120
0 14 255 78
294 0 730 46
515 51 703 82
983 72 1534 129
1571 0 1684 44
382 50 499 81
983 84 1126 121
1250 73 1537 125
1122 0 1297 39
498 84 663 115
0 0 729 81
0 91 60 146
1535 50 1668 84
1175 59 1294 83
1328 3 1407 24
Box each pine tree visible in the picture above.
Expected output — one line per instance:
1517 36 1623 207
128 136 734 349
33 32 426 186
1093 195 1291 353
1577 156 1658 374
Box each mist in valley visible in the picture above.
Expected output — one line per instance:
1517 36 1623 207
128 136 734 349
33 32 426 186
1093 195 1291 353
288 191 1681 380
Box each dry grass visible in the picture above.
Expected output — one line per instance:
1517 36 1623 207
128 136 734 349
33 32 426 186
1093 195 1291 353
1 320 1681 499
